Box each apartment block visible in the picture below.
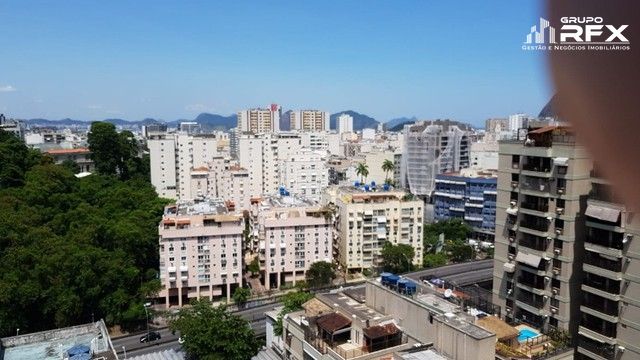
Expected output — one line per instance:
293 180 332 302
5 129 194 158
254 194 333 289
575 167 640 360
237 104 281 134
0 113 25 140
238 133 304 197
337 113 353 134
281 149 329 202
149 133 222 199
289 110 330 131
158 199 244 306
331 186 423 272
493 126 592 337
187 157 252 211
433 169 497 244
400 122 469 197
44 147 95 173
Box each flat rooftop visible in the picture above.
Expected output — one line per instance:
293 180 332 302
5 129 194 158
258 194 317 209
166 198 228 216
316 286 388 323
0 321 115 360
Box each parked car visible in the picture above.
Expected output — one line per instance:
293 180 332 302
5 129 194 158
140 331 161 343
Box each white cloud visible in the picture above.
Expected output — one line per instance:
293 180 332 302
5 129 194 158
0 85 16 92
185 103 216 113
87 104 103 110
106 110 123 115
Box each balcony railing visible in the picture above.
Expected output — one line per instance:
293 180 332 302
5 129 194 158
584 253 622 272
517 293 545 308
578 336 616 360
521 202 549 212
517 277 545 290
585 235 623 250
520 220 549 232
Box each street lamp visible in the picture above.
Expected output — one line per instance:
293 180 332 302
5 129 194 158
143 302 151 337
122 346 127 359
16 328 19 336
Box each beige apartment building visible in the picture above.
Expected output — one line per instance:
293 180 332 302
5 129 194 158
289 110 330 131
253 195 333 289
329 186 423 272
189 156 253 211
158 199 244 307
493 125 592 335
237 105 281 134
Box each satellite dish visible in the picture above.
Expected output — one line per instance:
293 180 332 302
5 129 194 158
444 289 453 298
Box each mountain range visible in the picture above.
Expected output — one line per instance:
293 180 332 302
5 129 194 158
24 110 385 132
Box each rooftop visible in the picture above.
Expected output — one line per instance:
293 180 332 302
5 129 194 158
0 321 116 360
257 193 318 210
44 147 90 155
166 198 228 216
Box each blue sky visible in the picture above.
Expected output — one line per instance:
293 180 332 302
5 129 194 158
0 1 551 125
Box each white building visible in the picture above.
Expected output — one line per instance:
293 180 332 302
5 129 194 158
345 150 396 185
237 105 281 134
188 158 253 211
0 114 25 140
329 186 424 272
289 110 330 131
337 113 353 134
470 142 499 170
158 199 244 306
254 195 333 289
149 133 222 199
281 149 329 201
361 128 376 140
400 122 469 197
238 133 304 197
508 113 529 133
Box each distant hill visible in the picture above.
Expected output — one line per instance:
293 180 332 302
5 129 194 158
385 116 417 130
538 95 557 118
389 118 474 132
25 113 238 130
330 110 378 131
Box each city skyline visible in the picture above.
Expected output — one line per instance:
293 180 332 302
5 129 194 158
0 1 550 126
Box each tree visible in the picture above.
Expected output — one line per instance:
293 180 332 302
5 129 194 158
87 122 142 180
355 162 369 183
446 242 475 262
274 290 313 335
423 253 448 268
0 129 42 189
61 159 80 173
382 159 394 183
305 261 335 288
233 287 251 308
247 257 260 277
380 242 415 274
423 219 471 252
169 299 261 360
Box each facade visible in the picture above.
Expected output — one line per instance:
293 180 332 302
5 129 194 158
0 114 25 140
433 170 497 245
158 199 244 306
148 133 221 199
237 105 281 134
345 150 396 186
280 149 329 202
331 186 424 271
508 113 530 133
400 122 470 197
44 147 95 173
337 113 353 134
575 168 640 360
289 110 330 131
492 126 592 338
238 133 304 197
471 141 499 170
254 195 333 289
188 158 252 211
179 121 200 134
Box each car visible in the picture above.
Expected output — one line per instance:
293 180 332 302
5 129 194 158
140 331 161 343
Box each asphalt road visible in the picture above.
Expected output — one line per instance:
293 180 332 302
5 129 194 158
403 259 494 284
113 302 279 358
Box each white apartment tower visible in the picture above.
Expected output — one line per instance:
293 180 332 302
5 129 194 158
237 104 281 134
289 110 330 131
149 133 221 199
337 113 354 134
280 149 329 202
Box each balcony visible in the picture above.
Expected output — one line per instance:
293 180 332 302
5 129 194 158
516 292 545 309
519 219 549 233
518 235 548 252
578 335 616 360
580 313 617 340
584 252 622 273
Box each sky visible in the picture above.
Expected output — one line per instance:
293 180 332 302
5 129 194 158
0 1 552 126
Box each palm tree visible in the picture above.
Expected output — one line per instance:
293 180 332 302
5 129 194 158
355 162 369 183
382 159 394 184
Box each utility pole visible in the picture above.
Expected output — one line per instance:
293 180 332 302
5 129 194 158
143 302 151 337
122 346 127 359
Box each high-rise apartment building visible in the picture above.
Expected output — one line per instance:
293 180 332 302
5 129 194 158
400 122 469 197
237 104 281 134
493 125 591 337
289 110 330 131
254 194 333 289
188 157 252 211
331 186 424 272
280 149 329 202
508 113 530 133
575 166 640 360
149 133 221 199
238 133 303 197
158 199 244 306
0 113 25 140
433 169 497 244
337 113 354 134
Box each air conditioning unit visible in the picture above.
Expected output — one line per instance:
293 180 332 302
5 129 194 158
557 188 565 194
510 200 517 206
544 276 550 282
546 236 553 241
555 228 563 235
556 208 564 215
623 234 633 244
509 237 515 242
553 269 560 276
551 308 558 314
554 248 561 255
552 289 558 295
506 308 512 313
507 289 513 295
508 254 515 260
543 295 549 300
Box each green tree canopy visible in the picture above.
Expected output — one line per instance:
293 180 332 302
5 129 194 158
423 219 471 251
305 261 335 288
0 130 166 337
247 256 260 276
355 162 369 183
87 122 147 180
274 290 313 335
232 287 251 308
423 253 448 268
169 299 261 360
380 242 415 274
0 129 43 189
382 159 394 182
